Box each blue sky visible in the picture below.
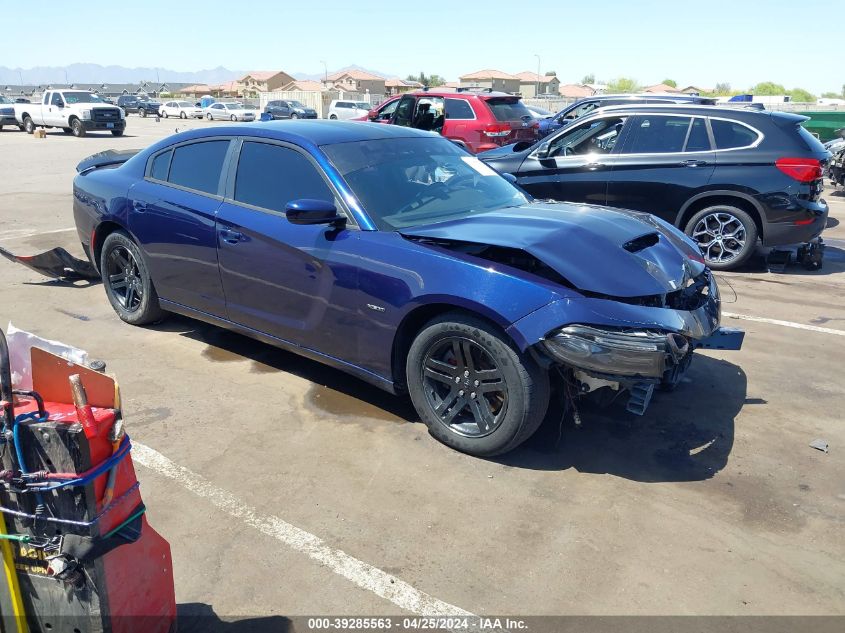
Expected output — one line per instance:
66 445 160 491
3 0 838 94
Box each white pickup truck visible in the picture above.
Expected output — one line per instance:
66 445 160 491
14 90 126 137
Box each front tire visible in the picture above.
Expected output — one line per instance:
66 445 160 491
329 114 337 120
685 205 758 270
180 111 187 119
162 110 168 118
100 231 166 326
230 114 237 122
406 314 549 457
206 113 213 121
290 113 298 119
111 130 124 136
70 118 86 137
139 109 147 118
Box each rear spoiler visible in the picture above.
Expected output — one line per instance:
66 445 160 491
76 149 141 174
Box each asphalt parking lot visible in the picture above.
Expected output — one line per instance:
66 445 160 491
1 117 843 625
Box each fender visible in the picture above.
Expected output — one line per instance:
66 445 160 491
675 189 764 227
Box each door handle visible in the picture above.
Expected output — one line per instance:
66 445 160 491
219 229 244 244
680 159 708 167
132 200 147 212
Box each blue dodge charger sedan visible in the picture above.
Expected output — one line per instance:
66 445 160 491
72 121 742 456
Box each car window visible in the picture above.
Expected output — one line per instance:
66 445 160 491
445 98 475 120
685 117 711 151
549 116 628 157
150 150 172 181
710 119 759 149
234 142 334 213
564 100 599 121
624 116 693 154
377 99 399 120
392 97 416 127
51 93 64 106
485 98 532 122
168 140 230 195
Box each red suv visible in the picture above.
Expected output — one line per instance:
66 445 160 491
355 89 538 153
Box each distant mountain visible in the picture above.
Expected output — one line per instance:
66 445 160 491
0 64 244 85
294 64 397 81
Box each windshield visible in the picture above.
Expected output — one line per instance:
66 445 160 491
0 96 11 104
178 101 194 107
324 137 529 231
288 101 305 108
224 103 244 110
63 92 107 104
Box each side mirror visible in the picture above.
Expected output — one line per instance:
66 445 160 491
501 173 518 184
285 199 346 226
534 141 551 159
368 111 377 120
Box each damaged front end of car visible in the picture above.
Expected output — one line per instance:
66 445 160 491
537 270 744 416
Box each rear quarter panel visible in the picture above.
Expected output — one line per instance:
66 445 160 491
73 167 136 265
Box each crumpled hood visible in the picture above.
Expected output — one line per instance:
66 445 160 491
399 202 706 298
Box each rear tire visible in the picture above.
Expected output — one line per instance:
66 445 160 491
180 111 186 119
140 109 147 118
684 204 758 270
329 114 337 120
406 314 549 457
111 130 124 136
230 114 237 122
23 116 35 134
162 110 168 118
100 231 166 326
206 113 213 121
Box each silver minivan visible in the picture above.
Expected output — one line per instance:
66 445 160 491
327 100 371 120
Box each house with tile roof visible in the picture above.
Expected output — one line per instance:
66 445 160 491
458 69 520 94
558 83 597 99
237 71 296 96
513 71 560 98
322 69 385 95
644 83 683 94
279 80 327 92
384 78 424 95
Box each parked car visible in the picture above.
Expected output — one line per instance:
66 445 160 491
356 89 539 154
263 99 318 120
14 98 31 104
328 100 371 120
159 100 203 119
0 95 20 131
14 90 125 137
525 105 553 119
538 94 718 138
117 95 162 118
204 102 256 122
72 121 741 456
480 104 829 270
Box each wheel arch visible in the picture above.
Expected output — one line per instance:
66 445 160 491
390 302 518 392
91 220 131 271
676 190 764 238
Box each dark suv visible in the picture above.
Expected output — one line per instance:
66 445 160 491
538 94 717 138
264 100 318 120
480 105 829 270
117 95 162 118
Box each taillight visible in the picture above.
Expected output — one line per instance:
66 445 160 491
483 123 511 138
776 157 822 182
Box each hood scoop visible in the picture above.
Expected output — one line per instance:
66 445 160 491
623 232 660 253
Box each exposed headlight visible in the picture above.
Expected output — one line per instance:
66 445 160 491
81 109 92 120
542 325 689 378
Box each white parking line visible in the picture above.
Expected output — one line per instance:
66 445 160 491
0 227 76 242
131 442 476 619
723 312 845 336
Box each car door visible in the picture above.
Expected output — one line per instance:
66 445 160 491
372 98 399 123
215 139 362 357
126 138 232 317
211 103 225 120
513 114 631 204
389 95 417 127
606 114 715 222
45 91 66 127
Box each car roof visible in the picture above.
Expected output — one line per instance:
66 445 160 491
406 89 518 99
153 120 439 148
584 103 802 120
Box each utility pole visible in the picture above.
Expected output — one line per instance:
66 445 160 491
320 60 328 84
534 54 540 97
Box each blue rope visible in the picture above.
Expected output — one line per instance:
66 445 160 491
32 436 132 491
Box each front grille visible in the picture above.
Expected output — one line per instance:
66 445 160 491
92 108 121 122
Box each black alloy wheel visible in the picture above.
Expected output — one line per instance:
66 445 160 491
100 231 166 325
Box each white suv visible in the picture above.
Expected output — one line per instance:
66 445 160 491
327 100 371 120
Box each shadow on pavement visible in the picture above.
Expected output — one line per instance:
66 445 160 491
497 355 746 483
178 603 293 633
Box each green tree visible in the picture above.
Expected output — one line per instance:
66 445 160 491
407 72 445 88
581 73 595 84
788 88 815 103
662 79 677 88
750 81 787 96
713 82 731 95
606 77 641 93
546 70 557 76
